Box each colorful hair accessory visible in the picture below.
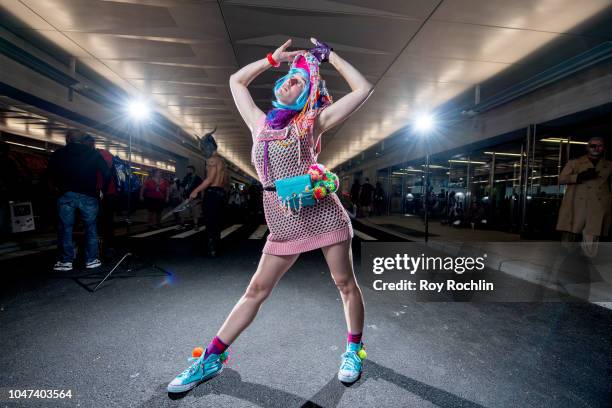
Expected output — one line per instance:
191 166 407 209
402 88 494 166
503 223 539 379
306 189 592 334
293 54 309 71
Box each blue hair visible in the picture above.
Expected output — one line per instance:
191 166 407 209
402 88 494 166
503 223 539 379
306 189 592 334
271 68 310 111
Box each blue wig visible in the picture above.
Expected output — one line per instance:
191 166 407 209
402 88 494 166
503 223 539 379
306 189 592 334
271 67 310 111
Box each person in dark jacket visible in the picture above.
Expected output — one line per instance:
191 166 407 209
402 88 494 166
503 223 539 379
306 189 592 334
48 130 109 271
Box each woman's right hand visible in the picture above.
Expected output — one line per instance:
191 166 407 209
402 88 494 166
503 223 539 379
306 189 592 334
271 39 303 64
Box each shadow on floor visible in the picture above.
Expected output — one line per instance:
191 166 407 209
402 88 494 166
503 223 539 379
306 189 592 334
137 360 485 408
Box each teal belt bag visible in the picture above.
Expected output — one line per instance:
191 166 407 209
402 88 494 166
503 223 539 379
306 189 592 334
274 174 315 210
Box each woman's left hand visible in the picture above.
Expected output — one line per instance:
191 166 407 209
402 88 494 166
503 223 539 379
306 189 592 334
309 38 333 63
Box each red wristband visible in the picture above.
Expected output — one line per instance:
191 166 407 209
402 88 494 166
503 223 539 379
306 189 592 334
267 53 280 67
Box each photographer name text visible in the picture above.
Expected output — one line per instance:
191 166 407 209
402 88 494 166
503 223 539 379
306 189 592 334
372 279 494 292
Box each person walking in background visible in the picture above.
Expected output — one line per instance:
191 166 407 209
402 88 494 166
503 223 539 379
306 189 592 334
48 130 109 271
140 169 169 229
373 181 386 216
359 178 374 217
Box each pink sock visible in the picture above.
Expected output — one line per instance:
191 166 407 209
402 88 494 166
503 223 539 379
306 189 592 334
204 336 228 359
347 332 362 344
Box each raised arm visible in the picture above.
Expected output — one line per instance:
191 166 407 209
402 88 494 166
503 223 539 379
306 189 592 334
229 39 303 132
314 43 373 136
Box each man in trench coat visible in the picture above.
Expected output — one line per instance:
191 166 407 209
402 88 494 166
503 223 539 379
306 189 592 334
556 136 611 241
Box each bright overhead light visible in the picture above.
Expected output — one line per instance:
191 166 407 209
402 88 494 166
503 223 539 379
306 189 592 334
126 99 150 121
413 113 435 133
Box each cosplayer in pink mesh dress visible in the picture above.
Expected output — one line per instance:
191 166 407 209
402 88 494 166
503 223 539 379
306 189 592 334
167 39 372 394
251 52 353 255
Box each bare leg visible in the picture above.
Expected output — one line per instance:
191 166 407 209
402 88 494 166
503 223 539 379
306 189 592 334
322 238 364 334
216 252 299 344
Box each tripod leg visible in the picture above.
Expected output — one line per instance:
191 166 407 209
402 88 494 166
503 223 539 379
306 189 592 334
93 252 132 292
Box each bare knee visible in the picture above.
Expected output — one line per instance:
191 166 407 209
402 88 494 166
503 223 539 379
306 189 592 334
333 275 358 296
244 281 272 303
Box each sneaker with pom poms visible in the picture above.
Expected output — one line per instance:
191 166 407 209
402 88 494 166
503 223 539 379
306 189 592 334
338 342 366 384
167 348 229 393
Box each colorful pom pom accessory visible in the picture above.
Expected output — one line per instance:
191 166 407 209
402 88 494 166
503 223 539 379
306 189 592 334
274 163 339 216
307 163 339 197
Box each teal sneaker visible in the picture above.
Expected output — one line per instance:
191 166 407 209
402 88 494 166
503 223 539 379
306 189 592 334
167 350 228 393
338 342 366 384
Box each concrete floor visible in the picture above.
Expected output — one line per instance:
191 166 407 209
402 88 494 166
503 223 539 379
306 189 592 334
0 223 611 407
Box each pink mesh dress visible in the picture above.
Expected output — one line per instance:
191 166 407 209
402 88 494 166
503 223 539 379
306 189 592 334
251 118 353 255
249 52 353 255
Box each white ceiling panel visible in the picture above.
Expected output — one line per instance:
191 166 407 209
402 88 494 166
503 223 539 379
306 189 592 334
21 0 228 40
433 0 612 36
100 60 212 80
0 0 55 30
61 32 197 59
405 21 561 64
385 54 510 85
